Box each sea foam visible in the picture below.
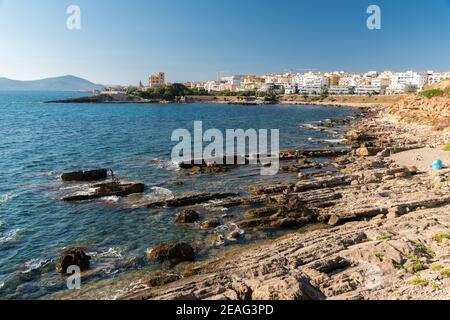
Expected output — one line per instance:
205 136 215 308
0 229 20 245
0 193 15 204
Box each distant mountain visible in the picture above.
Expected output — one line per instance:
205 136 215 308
0 75 104 91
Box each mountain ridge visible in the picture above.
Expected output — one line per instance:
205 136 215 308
0 75 104 91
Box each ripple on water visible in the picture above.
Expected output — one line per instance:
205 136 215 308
0 229 21 245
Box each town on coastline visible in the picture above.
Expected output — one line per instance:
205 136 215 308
52 74 450 300
94 70 450 102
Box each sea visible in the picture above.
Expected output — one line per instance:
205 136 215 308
0 91 357 299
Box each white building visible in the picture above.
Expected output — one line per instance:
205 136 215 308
297 86 324 95
284 84 297 95
427 71 450 85
204 80 221 92
292 73 330 88
259 83 276 92
355 84 385 95
388 70 428 93
328 86 355 95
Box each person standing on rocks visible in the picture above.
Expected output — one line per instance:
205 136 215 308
108 169 120 184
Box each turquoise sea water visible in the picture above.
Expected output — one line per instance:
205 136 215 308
0 92 356 299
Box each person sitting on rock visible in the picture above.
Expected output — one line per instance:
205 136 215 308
108 169 120 184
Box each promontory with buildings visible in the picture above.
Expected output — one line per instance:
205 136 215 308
99 69 450 98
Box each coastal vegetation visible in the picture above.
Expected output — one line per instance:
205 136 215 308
128 83 279 102
408 278 429 287
431 264 443 271
433 231 450 242
419 88 444 99
134 83 198 100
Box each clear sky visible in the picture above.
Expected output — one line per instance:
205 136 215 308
0 0 449 85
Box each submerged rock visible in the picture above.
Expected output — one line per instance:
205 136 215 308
200 219 221 229
56 247 91 273
148 243 195 264
61 169 107 182
175 210 200 223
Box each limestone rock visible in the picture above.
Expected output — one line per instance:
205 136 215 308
61 169 107 182
175 210 199 223
148 243 195 264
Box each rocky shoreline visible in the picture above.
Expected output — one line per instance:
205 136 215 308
46 92 405 107
118 103 450 300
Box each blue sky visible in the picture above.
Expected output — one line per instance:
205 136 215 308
0 0 449 85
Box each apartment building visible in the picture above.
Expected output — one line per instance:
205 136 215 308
388 70 427 92
427 71 450 85
149 72 165 88
292 72 330 88
355 84 385 95
328 86 354 95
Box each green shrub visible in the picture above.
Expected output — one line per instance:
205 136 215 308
415 242 435 257
433 231 450 243
443 144 450 152
408 278 429 286
419 89 444 99
374 251 385 261
407 261 428 274
431 264 444 271
441 269 450 278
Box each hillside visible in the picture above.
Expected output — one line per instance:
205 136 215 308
389 80 450 129
423 79 450 91
0 75 104 92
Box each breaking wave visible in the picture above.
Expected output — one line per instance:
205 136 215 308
0 229 21 245
101 196 120 203
21 258 50 274
149 158 180 171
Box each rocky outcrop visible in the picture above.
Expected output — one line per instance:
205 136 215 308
200 219 221 229
63 182 145 201
56 247 91 273
175 210 200 223
123 201 450 300
145 192 238 208
61 169 107 182
47 93 154 104
389 95 450 128
116 104 450 301
148 243 195 264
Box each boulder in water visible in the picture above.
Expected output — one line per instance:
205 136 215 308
56 247 91 273
63 182 145 202
148 243 195 264
61 169 107 182
175 210 200 223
